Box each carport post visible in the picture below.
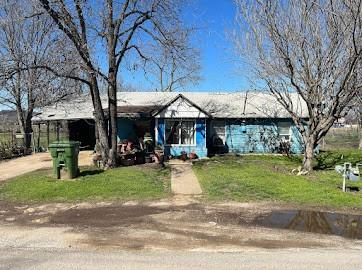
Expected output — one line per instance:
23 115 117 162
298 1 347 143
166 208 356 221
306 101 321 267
56 121 60 141
37 123 41 152
47 121 50 149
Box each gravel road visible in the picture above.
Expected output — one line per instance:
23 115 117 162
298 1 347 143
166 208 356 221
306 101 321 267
1 248 362 270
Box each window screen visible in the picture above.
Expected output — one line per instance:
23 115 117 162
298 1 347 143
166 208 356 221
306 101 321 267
166 120 195 145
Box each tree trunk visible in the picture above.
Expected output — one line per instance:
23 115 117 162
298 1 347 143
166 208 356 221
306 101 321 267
23 115 33 149
302 138 316 172
15 104 33 149
106 19 118 168
88 74 110 167
107 79 118 168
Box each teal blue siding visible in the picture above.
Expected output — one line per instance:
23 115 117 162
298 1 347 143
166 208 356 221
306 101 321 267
225 119 304 154
164 146 208 158
290 125 304 154
117 119 138 142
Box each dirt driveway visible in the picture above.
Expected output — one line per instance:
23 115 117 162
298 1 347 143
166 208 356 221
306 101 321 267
0 151 94 181
0 198 361 252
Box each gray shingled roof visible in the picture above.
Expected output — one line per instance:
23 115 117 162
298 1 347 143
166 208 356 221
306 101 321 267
32 91 308 122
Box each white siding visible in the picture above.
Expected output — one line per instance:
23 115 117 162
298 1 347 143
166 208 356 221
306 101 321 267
154 97 207 118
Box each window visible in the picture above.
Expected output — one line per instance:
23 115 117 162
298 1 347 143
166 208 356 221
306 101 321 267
211 120 225 145
278 122 291 141
166 120 180 144
181 120 195 144
166 120 195 145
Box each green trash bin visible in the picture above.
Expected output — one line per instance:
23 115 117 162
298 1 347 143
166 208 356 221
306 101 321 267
49 141 80 179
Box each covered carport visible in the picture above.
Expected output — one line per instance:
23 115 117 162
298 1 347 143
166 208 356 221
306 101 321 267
31 96 97 151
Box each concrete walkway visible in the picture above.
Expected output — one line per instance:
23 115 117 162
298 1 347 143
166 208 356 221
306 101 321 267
169 159 202 195
0 151 94 181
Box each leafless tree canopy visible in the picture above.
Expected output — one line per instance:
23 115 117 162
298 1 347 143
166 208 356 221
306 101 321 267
0 0 80 147
144 31 202 92
234 0 362 170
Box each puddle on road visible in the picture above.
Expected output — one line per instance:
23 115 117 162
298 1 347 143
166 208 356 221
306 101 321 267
204 210 362 239
253 210 362 239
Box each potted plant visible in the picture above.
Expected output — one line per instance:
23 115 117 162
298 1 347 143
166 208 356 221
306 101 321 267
189 152 198 160
180 150 188 161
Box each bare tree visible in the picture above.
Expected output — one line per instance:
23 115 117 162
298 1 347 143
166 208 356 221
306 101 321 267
144 31 202 92
0 0 79 148
234 0 362 171
38 0 192 167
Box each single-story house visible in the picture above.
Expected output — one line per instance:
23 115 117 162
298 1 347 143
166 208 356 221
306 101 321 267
32 91 307 157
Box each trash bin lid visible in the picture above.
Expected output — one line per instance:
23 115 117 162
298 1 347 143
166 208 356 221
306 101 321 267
49 141 80 148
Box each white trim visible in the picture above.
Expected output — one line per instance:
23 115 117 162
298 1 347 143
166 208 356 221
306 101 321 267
164 119 197 147
154 96 207 118
155 118 159 144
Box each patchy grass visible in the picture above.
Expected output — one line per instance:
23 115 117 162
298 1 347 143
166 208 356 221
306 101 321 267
0 165 170 203
193 151 362 208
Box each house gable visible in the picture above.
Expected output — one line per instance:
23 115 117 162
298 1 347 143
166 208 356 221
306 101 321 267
153 94 209 119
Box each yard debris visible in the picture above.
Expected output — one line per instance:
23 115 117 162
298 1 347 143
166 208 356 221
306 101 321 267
292 166 309 175
297 170 309 176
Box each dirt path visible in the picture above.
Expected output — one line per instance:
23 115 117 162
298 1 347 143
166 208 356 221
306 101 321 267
0 151 94 181
170 160 202 195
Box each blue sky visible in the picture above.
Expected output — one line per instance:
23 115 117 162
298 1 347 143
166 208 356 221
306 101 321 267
122 0 250 92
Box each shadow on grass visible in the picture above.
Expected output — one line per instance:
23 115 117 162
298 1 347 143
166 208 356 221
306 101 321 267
79 169 104 177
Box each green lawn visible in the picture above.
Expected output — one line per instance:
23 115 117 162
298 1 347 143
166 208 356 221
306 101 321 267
193 150 362 208
0 165 170 203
